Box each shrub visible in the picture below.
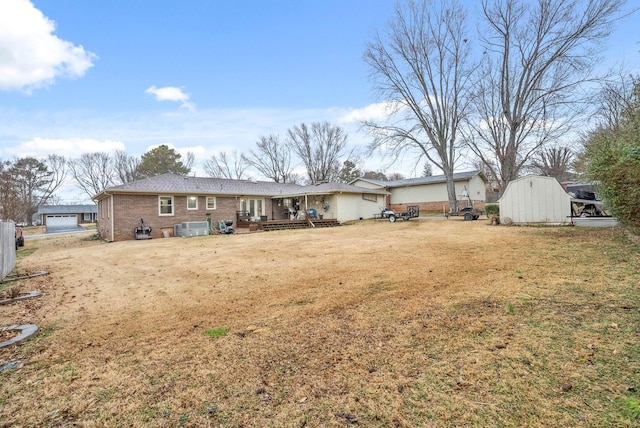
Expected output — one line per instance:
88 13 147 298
485 204 499 216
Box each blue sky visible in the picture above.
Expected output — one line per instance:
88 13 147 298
0 0 638 202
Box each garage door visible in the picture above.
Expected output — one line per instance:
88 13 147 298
46 215 77 229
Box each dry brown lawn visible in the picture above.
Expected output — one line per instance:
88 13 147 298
1 219 639 427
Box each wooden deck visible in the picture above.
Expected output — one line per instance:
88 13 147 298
238 218 341 232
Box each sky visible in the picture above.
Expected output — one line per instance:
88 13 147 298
0 0 638 203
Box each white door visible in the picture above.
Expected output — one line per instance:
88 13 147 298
46 215 77 228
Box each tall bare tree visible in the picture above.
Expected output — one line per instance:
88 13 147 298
465 0 626 192
286 122 348 184
363 0 473 212
113 150 140 184
7 156 66 224
203 150 249 179
529 146 575 181
248 135 296 183
69 152 116 199
594 73 638 132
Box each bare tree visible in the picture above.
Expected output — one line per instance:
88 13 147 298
113 150 140 184
70 152 116 199
594 73 639 132
529 146 575 181
465 0 626 192
248 135 296 183
183 151 195 172
0 160 20 221
9 156 66 224
203 150 249 179
286 122 349 184
363 0 473 212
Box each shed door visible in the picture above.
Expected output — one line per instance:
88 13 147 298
46 215 77 228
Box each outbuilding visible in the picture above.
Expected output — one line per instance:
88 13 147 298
350 170 488 214
498 175 572 225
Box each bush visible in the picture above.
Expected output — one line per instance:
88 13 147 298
485 204 499 216
586 126 640 234
584 81 640 234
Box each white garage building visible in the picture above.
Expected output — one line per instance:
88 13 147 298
36 204 98 229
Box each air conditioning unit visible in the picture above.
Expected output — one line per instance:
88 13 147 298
181 221 209 237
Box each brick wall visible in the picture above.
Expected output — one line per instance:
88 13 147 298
101 194 275 242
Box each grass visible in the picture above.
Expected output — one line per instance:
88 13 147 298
203 327 229 339
0 221 638 426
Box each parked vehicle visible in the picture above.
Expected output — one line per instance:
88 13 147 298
15 225 24 250
444 185 484 220
378 206 419 222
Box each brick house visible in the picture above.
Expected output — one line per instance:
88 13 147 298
93 173 388 242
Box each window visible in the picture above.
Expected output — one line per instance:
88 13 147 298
187 196 198 210
363 193 378 202
206 196 217 210
159 195 174 216
83 212 92 221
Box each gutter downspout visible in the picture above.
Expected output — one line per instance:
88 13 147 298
109 193 114 242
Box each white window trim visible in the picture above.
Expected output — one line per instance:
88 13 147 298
187 195 198 210
159 195 174 216
206 196 217 210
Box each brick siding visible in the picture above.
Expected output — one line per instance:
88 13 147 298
98 194 276 242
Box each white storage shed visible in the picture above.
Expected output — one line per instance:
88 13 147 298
499 175 571 225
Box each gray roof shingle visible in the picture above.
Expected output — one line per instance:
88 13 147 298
97 173 388 199
38 204 97 214
352 170 485 189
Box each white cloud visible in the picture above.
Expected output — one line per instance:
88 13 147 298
340 101 402 123
0 0 96 92
145 85 195 111
5 137 125 159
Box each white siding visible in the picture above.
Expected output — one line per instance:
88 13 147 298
390 178 486 205
499 175 571 224
391 183 446 204
467 175 487 202
349 179 385 190
334 193 382 221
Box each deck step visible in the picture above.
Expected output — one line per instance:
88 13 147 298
259 219 340 231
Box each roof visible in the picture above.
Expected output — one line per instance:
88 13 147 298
37 204 97 214
94 173 388 200
350 170 486 189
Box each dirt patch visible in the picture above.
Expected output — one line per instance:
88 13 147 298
1 220 638 426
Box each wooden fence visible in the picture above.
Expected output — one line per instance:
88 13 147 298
0 221 16 282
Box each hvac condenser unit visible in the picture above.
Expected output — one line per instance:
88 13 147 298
181 221 209 237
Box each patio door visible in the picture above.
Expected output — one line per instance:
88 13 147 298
241 198 265 218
